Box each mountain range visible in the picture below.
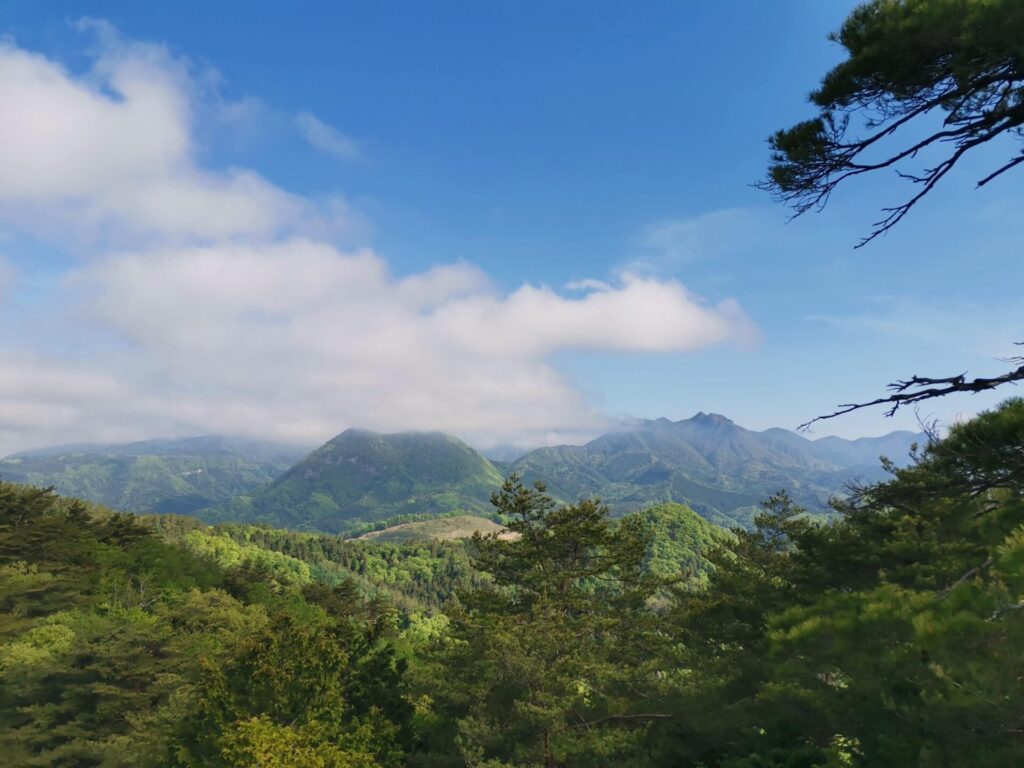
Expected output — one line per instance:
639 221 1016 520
217 430 506 533
1 414 923 532
0 435 308 515
505 413 921 526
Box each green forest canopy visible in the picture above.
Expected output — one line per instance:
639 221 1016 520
2 398 1024 765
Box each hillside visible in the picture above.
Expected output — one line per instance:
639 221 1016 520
4 406 1021 768
0 480 418 764
5 417 923 532
512 413 922 526
0 435 308 515
356 514 511 543
225 429 506 533
629 501 734 582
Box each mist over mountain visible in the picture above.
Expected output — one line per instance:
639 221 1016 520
2 415 923 533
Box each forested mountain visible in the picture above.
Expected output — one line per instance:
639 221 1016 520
0 436 309 515
511 412 922 526
209 416 919 533
214 430 505 534
0 482 415 766
4 419 920 533
3 399 1023 766
0 476 725 765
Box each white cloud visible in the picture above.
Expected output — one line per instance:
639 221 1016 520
0 26 758 455
631 208 773 269
295 111 361 160
0 33 318 242
428 274 755 356
0 256 14 303
39 240 752 453
811 296 1024 359
564 278 611 292
0 355 139 447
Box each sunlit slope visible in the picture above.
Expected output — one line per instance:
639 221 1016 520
356 514 509 543
235 430 505 533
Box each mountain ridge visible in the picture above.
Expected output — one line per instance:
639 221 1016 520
0 435 309 515
2 416 924 532
508 414 922 527
220 429 505 533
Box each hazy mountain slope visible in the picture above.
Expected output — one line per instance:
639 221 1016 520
233 430 505 533
0 436 308 514
219 416 922 533
805 430 922 467
511 413 923 526
6 417 923 532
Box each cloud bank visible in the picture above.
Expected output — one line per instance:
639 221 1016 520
0 25 755 454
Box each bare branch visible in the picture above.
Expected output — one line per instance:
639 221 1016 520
977 153 1024 188
988 601 1024 622
943 558 994 595
854 115 1024 246
799 355 1024 432
572 713 673 729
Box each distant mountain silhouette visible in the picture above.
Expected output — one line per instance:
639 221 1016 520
0 436 308 514
4 416 922 531
510 414 921 526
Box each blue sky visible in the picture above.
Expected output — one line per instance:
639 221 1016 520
0 1 1021 453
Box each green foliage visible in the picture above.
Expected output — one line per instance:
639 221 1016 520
181 529 313 587
4 398 1023 766
656 399 1024 766
421 476 670 767
181 521 485 613
177 615 407 767
225 431 505 534
763 0 1024 244
0 481 408 767
0 436 306 515
626 501 732 584
217 715 379 768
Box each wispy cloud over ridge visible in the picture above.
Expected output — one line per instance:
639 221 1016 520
810 296 1024 360
0 23 756 455
295 111 361 160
